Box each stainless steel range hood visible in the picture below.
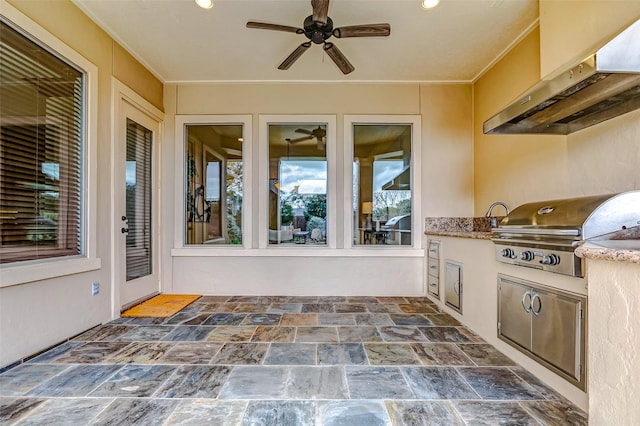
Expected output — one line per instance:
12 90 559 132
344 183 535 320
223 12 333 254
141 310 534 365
484 18 640 135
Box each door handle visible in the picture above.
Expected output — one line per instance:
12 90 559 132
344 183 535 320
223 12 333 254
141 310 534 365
531 293 542 316
121 215 129 234
521 291 532 313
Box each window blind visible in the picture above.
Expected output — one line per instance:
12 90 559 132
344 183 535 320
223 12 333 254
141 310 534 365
125 119 152 280
0 20 84 264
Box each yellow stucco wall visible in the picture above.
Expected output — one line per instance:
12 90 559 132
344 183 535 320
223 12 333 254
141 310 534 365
540 0 640 78
6 0 163 111
473 19 640 215
1 0 163 367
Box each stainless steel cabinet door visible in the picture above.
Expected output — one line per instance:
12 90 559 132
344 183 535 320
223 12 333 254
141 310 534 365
498 277 532 351
444 261 462 313
531 288 584 381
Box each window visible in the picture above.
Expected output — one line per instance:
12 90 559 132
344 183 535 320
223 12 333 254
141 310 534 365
0 19 85 264
176 115 417 253
267 123 328 246
184 124 244 245
348 119 419 247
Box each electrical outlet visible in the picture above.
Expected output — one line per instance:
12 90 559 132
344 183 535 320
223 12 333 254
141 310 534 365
92 282 99 296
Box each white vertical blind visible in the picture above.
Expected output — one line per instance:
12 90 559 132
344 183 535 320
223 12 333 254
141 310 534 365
0 20 83 264
125 118 152 280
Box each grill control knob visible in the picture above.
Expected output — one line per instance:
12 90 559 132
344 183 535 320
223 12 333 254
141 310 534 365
501 248 516 259
520 250 535 261
540 254 561 265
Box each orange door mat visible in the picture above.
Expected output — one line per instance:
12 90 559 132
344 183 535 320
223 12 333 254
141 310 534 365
121 294 201 318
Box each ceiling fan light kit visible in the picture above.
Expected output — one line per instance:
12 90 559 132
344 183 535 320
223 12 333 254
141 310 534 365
195 0 213 10
246 0 390 75
421 0 440 9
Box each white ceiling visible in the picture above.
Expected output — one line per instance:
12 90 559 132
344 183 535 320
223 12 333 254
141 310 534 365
73 0 538 83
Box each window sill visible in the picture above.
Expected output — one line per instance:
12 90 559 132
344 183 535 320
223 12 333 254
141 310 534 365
0 257 102 288
171 247 424 258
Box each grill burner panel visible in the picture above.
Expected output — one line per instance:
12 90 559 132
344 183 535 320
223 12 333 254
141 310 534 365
492 191 640 277
493 241 582 277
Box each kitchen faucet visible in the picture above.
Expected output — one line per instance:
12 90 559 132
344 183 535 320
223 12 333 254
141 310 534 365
485 201 510 228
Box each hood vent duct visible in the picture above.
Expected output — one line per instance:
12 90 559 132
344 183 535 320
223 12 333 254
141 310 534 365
484 18 640 135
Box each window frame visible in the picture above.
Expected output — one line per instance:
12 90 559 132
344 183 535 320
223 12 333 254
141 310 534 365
171 114 421 258
0 3 100 287
173 115 253 250
343 115 422 250
258 115 337 249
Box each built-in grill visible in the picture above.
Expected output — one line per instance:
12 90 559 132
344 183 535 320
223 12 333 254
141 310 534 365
382 214 411 245
492 191 640 277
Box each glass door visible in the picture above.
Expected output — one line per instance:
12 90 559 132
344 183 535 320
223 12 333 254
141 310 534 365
117 101 160 308
124 119 153 281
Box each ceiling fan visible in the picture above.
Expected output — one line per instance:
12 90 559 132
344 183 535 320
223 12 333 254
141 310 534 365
288 126 326 150
246 0 391 75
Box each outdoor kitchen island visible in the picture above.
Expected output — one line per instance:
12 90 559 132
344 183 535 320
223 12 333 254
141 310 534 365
426 216 640 423
424 217 588 412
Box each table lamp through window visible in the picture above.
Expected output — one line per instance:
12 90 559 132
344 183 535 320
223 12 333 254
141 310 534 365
362 202 373 230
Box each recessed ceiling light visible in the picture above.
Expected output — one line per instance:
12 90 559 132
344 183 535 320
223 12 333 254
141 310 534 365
195 0 213 10
421 0 440 9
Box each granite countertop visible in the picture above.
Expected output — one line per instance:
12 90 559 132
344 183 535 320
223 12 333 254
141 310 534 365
424 217 640 265
576 240 640 264
424 217 497 240
576 226 640 264
424 230 494 240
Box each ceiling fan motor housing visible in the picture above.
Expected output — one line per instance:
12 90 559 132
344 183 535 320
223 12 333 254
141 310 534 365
304 15 333 44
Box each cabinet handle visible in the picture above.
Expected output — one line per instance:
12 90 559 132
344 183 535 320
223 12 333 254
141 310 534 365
522 291 532 313
531 293 542 316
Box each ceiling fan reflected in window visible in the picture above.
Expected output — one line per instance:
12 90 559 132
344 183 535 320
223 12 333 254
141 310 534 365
246 0 391 75
288 126 326 151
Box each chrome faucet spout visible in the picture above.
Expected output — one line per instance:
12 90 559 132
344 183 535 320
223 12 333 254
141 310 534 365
485 201 510 217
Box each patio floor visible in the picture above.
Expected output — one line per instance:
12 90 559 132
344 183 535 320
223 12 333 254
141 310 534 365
0 296 588 425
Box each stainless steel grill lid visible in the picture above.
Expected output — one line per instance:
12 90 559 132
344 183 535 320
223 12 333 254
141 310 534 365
495 191 640 240
492 191 640 277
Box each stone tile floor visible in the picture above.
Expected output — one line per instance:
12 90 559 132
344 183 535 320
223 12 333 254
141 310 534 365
0 296 588 425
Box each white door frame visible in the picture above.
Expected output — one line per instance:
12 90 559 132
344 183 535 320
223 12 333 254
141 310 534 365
111 78 164 317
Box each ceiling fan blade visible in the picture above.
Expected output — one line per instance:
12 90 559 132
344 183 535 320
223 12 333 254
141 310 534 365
278 42 312 70
289 135 314 143
333 24 391 38
311 0 330 24
295 128 313 135
323 42 354 75
246 21 303 34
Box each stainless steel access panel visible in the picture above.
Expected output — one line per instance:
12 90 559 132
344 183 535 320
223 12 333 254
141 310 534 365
497 274 587 390
445 260 463 313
